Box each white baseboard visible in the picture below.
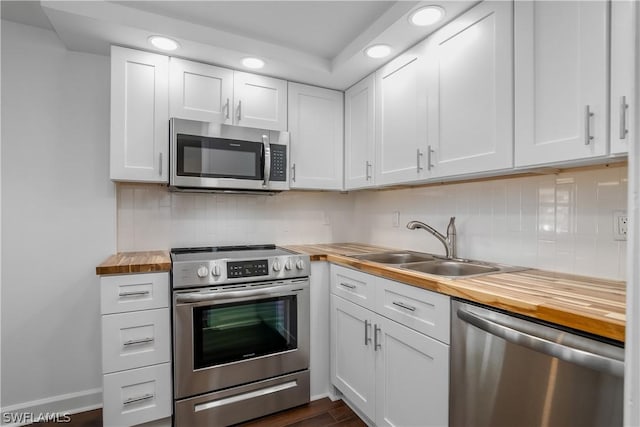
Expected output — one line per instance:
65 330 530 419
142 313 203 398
1 388 102 427
310 392 329 401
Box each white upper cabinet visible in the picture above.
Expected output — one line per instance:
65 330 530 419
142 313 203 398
288 82 344 190
375 43 428 186
169 59 285 130
234 71 287 131
110 46 169 183
345 74 376 190
425 1 513 178
610 0 636 155
514 1 609 167
169 58 233 124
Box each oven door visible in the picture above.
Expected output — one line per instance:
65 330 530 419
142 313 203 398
173 279 310 399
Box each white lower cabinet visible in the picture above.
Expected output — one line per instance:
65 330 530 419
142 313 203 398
100 272 172 427
330 266 450 426
376 316 448 427
103 363 172 427
331 295 377 420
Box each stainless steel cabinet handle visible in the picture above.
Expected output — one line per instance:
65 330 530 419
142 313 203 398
392 301 416 312
416 149 424 172
619 96 629 140
585 105 594 145
339 282 356 289
118 290 150 297
427 145 435 171
159 152 163 176
374 324 382 351
291 163 296 182
237 100 242 122
364 319 372 345
123 337 154 346
225 98 230 120
457 308 624 377
366 161 372 181
262 134 271 187
123 393 154 406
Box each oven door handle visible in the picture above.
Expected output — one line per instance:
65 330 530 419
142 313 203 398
176 286 299 304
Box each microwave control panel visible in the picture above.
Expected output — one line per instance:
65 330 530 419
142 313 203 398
270 145 287 182
227 260 269 278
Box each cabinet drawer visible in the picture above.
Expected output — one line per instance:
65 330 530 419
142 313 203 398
101 273 169 314
102 308 171 374
330 265 375 310
375 277 450 344
103 363 172 427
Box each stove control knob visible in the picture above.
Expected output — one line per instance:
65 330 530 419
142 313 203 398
211 265 221 277
197 266 209 278
273 261 282 272
296 260 305 270
284 260 293 271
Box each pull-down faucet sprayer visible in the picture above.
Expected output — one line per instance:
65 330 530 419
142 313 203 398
406 217 457 259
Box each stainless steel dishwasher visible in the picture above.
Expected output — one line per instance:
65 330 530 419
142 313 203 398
450 300 624 427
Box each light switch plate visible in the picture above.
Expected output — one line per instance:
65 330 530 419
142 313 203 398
613 210 628 241
392 211 400 227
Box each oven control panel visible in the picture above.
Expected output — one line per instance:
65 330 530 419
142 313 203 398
227 260 269 278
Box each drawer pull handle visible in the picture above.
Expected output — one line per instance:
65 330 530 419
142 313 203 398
123 337 154 346
393 301 416 312
118 290 150 297
123 393 155 405
340 282 356 289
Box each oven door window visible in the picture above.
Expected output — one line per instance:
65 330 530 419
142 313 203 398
176 134 263 180
193 295 298 369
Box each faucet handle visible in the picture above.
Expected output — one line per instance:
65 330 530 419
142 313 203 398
447 217 456 233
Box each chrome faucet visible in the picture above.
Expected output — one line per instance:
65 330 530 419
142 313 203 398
407 217 457 259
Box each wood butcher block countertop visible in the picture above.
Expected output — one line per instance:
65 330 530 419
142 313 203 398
284 243 626 342
95 251 171 275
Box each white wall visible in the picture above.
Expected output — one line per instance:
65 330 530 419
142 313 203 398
352 166 628 281
116 184 356 251
1 20 115 416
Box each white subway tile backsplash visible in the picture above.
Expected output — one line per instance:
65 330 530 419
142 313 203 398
351 166 628 280
116 166 628 280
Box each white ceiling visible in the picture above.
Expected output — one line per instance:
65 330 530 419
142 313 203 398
1 0 477 90
112 1 396 60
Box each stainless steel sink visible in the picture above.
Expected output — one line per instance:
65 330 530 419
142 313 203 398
351 251 436 264
351 251 525 278
400 260 500 277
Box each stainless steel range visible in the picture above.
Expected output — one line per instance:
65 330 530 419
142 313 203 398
171 245 310 426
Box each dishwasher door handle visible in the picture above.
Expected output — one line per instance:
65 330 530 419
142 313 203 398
457 308 624 377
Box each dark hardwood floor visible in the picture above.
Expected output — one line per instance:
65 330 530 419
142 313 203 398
237 398 366 427
31 398 364 427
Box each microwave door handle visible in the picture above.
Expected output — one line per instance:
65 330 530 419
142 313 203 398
262 134 271 187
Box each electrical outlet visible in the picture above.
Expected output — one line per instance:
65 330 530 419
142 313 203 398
323 212 331 226
392 211 400 227
613 211 628 241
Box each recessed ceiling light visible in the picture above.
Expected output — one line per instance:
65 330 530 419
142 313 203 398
242 57 265 69
148 36 179 51
409 6 445 26
365 44 391 59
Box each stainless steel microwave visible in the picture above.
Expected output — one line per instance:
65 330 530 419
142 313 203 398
170 118 289 193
